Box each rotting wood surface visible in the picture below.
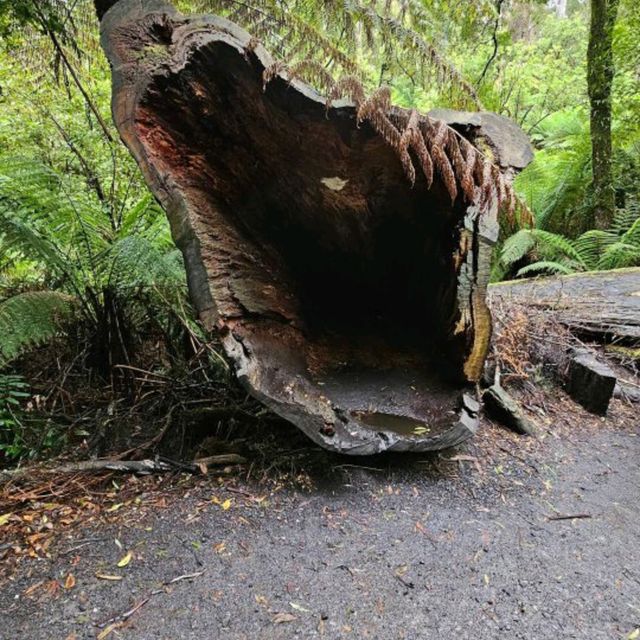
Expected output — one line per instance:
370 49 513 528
99 0 532 454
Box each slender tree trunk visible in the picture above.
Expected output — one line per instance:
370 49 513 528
587 0 620 229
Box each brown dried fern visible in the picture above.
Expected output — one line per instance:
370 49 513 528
262 61 288 89
260 59 533 225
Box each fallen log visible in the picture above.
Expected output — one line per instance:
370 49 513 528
99 1 533 454
490 268 640 342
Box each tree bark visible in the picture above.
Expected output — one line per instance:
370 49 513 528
587 0 620 229
490 268 640 341
97 0 533 454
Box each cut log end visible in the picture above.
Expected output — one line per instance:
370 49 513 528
100 1 531 454
567 349 617 415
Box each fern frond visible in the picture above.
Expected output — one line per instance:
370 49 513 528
0 291 77 366
530 229 586 268
516 261 576 277
514 108 591 231
0 213 70 279
596 242 640 270
106 237 186 294
187 0 483 109
347 1 482 108
611 204 640 235
620 216 640 246
572 230 619 270
500 229 536 267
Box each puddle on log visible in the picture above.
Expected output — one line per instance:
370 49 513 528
351 411 436 437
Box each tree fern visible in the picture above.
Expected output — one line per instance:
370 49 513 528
514 109 592 232
530 229 587 268
572 229 619 269
0 155 193 370
107 237 185 288
0 291 77 366
620 213 640 245
610 200 640 235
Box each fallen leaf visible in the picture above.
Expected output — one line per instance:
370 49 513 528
117 552 132 568
64 574 76 589
44 580 61 597
273 612 296 624
95 573 123 581
255 595 268 606
221 498 232 511
628 630 640 640
213 542 226 554
0 513 11 526
290 602 311 613
24 581 45 597
107 503 124 512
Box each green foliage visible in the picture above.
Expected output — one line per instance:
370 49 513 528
474 6 589 132
183 0 492 110
0 291 76 366
0 0 638 377
0 372 76 462
514 109 593 233
0 7 203 374
0 373 30 461
0 155 194 369
500 202 640 276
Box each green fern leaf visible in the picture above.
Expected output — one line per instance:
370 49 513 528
500 229 536 267
621 216 640 246
0 291 77 366
572 230 619 270
596 242 640 270
530 229 587 268
516 261 576 277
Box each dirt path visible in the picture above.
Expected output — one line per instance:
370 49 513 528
1 397 639 639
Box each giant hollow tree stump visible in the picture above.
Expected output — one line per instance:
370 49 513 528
99 0 533 454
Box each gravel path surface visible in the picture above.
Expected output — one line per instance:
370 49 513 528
2 402 639 639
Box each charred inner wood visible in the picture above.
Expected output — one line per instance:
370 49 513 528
100 1 531 454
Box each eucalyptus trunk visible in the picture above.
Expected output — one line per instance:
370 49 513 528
587 0 620 229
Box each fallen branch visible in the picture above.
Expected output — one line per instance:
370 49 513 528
1 454 247 482
97 570 205 635
546 513 593 521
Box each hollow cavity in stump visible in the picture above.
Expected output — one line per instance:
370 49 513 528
99 0 531 454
